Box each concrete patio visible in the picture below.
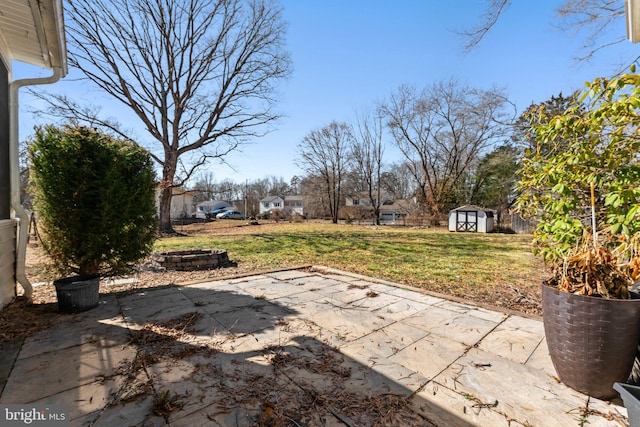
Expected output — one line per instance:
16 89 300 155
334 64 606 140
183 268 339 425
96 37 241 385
0 267 630 426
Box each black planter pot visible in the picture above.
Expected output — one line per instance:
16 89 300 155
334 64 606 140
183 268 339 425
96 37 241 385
542 283 640 399
54 275 100 313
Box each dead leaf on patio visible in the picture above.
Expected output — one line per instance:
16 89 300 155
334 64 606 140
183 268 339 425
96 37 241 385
152 389 185 419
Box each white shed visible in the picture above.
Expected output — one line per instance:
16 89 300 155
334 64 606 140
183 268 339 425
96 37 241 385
448 205 494 233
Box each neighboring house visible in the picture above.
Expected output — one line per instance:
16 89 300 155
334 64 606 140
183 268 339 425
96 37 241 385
259 195 284 216
260 195 304 217
0 0 67 310
284 195 304 216
195 200 232 216
379 199 414 223
156 187 194 219
344 192 393 208
448 205 495 233
345 193 412 223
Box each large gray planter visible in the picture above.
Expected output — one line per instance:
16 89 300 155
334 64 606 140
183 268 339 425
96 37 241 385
614 382 640 426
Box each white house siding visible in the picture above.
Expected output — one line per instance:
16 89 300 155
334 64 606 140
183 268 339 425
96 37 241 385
0 220 17 309
259 196 284 215
155 188 194 219
284 196 303 216
170 192 194 219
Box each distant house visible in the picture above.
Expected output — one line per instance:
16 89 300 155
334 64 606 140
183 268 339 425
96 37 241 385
448 205 495 233
260 195 284 216
345 193 412 223
379 199 414 223
156 187 194 219
284 195 304 216
260 195 304 217
345 192 393 208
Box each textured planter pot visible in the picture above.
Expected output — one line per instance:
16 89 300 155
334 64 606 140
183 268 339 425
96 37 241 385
542 284 640 399
54 275 100 313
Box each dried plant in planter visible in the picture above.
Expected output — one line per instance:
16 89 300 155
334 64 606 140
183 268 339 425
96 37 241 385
552 240 632 299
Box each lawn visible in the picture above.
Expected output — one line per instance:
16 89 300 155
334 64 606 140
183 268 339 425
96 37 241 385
162 221 547 315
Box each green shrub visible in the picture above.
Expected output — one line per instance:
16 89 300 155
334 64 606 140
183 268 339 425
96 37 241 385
515 71 640 296
29 125 158 277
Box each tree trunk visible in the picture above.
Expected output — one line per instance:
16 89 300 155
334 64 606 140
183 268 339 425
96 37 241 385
158 186 174 234
158 153 178 235
373 207 380 226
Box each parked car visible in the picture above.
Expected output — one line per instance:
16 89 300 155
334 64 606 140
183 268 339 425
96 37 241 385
205 208 229 219
216 210 245 220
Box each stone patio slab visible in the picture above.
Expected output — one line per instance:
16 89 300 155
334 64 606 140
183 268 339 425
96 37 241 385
412 380 512 426
1 342 135 403
476 315 545 364
432 346 614 426
373 297 434 321
19 319 131 359
401 304 502 346
265 269 317 281
238 278 306 300
32 377 124 422
81 395 165 427
338 320 429 361
271 290 327 307
315 285 375 305
177 280 241 296
389 333 469 379
434 299 508 323
185 289 265 315
285 275 344 292
346 291 401 311
524 336 558 376
0 339 21 394
309 305 396 341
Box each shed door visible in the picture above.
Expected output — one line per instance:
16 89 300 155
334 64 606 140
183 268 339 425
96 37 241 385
456 211 477 232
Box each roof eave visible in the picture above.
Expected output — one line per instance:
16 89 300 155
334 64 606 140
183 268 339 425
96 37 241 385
0 0 68 75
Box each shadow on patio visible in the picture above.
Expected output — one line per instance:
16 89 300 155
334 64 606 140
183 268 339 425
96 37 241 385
0 277 475 426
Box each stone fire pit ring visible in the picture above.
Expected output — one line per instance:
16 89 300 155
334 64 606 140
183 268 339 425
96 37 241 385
152 249 234 271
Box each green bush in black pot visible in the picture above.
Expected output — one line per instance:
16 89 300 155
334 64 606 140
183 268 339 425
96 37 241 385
29 125 157 311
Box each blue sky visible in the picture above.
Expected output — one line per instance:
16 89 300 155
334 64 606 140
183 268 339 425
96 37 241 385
13 0 640 185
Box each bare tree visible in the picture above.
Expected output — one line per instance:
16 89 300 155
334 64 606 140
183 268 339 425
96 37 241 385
351 111 386 225
381 162 415 201
297 122 353 223
381 80 512 225
36 0 291 234
556 0 626 61
461 0 512 51
190 172 218 204
462 0 629 62
266 175 292 195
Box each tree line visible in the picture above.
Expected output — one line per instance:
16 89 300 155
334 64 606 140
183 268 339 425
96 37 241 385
190 79 523 227
28 0 630 233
